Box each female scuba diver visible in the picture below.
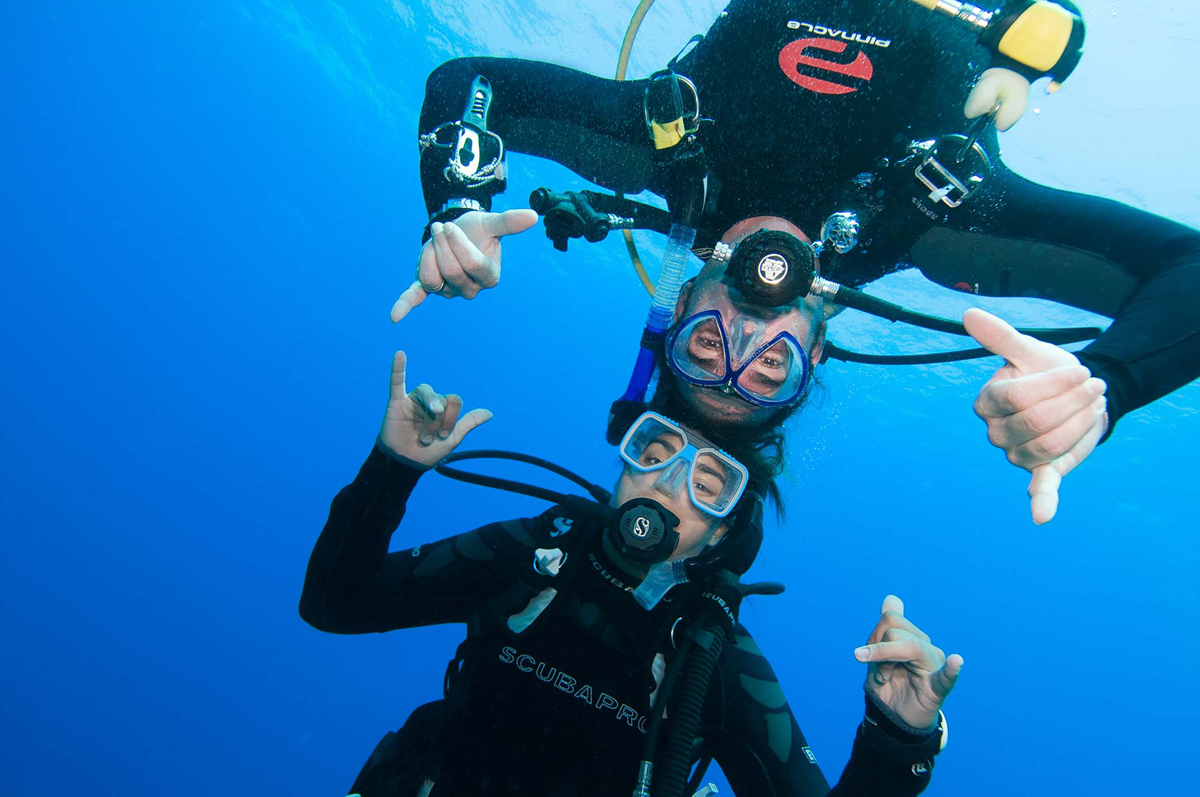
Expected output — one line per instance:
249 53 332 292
392 0 1200 524
300 350 961 796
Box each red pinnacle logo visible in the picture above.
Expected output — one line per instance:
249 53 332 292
778 37 874 95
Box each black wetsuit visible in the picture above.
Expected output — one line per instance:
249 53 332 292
301 445 944 796
417 0 1200 437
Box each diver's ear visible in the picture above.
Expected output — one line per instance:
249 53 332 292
707 522 729 547
809 322 827 367
673 279 696 323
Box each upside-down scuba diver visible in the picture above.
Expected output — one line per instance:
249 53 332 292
396 0 1200 524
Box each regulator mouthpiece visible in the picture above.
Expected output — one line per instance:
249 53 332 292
608 497 681 566
718 229 817 308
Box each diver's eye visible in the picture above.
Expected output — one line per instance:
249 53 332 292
758 353 782 369
638 437 679 467
697 333 722 350
693 480 715 496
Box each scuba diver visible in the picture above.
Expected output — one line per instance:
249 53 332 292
393 0 1200 524
299 350 961 796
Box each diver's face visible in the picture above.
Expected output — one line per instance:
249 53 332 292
672 269 823 426
613 436 729 562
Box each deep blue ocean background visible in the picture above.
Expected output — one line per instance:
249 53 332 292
3 1 1197 794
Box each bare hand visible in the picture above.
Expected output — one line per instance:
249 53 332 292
964 308 1109 524
391 209 539 322
377 351 492 467
854 595 962 732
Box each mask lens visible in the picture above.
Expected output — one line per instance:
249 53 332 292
621 416 686 472
736 335 807 403
669 314 728 383
689 451 745 516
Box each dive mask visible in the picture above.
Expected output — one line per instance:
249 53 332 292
666 310 811 408
617 411 750 518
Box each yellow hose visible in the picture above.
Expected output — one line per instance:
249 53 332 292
617 0 658 298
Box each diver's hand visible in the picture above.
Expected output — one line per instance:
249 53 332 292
377 351 493 468
854 595 962 732
964 308 1109 525
391 209 539 322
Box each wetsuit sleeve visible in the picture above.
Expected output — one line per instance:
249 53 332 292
298 443 544 633
908 163 1200 438
419 57 654 218
708 624 940 796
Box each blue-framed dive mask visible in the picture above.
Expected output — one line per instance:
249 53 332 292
665 309 810 408
617 411 750 518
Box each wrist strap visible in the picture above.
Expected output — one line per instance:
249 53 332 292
421 199 485 243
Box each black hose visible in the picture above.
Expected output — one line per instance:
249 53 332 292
834 285 1102 343
651 618 728 797
822 342 998 365
435 449 612 505
633 636 694 797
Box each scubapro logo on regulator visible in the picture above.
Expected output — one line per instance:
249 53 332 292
758 254 788 285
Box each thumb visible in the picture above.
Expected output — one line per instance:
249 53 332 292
446 408 494 448
963 308 1045 373
485 208 539 239
389 351 408 401
934 653 964 698
392 281 429 323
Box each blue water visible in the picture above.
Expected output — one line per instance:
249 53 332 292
2 1 1197 795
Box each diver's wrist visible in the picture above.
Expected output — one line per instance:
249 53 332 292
421 199 485 243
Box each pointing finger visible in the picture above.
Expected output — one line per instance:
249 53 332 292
447 408 494 448
484 208 539 238
392 281 429 323
974 365 1092 419
963 308 1046 372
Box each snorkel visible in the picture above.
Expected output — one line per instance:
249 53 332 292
606 64 707 444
